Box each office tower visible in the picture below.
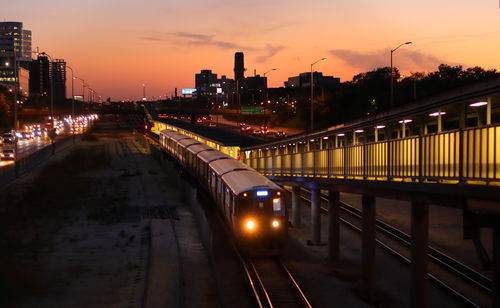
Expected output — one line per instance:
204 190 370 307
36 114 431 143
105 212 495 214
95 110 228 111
0 22 32 92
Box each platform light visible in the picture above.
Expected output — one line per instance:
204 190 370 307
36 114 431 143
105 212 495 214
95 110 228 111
272 220 280 228
398 119 413 124
337 133 345 136
354 129 364 133
323 136 329 140
470 101 487 107
375 125 385 129
429 111 446 117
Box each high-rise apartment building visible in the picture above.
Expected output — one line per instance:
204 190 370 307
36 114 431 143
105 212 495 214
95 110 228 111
0 21 32 93
29 55 50 97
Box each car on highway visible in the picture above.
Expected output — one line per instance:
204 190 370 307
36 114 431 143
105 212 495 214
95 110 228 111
20 132 34 140
1 149 15 161
240 125 251 132
260 126 269 134
207 122 217 127
275 131 286 137
2 133 16 144
252 129 261 135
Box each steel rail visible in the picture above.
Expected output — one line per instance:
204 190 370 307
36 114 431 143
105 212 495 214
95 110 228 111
292 188 486 307
280 260 313 308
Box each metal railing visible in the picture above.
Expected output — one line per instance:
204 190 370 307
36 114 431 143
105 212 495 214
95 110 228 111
245 124 500 183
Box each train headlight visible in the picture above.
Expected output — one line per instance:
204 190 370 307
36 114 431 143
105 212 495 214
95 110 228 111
246 220 256 230
272 220 280 228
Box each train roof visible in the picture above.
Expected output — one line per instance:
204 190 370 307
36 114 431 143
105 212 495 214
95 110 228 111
221 170 282 195
159 129 177 138
154 117 264 147
178 138 201 149
186 144 215 155
209 159 251 176
170 133 192 142
197 150 231 163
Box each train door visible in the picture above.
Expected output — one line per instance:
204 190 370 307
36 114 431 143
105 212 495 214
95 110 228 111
224 188 231 219
210 171 216 196
217 178 223 206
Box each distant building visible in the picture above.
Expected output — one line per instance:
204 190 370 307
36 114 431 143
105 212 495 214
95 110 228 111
0 21 32 95
29 55 50 98
244 75 267 92
195 69 218 96
234 52 245 81
51 59 66 103
285 72 340 88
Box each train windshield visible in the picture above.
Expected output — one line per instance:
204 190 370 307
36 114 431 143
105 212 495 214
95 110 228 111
237 190 285 217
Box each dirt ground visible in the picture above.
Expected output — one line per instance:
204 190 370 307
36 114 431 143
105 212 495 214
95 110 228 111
0 115 218 308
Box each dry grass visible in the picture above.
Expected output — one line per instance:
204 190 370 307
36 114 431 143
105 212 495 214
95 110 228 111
0 145 110 308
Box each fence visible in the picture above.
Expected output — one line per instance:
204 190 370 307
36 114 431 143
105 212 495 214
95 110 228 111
245 124 500 184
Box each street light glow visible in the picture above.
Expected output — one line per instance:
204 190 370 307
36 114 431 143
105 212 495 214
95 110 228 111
429 111 446 117
469 101 487 107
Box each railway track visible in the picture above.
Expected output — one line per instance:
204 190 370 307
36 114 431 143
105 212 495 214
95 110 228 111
240 256 312 308
295 188 492 307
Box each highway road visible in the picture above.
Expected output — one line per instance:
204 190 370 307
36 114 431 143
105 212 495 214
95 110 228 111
0 114 96 168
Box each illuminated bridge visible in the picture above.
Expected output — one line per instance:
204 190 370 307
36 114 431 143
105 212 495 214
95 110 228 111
145 76 500 307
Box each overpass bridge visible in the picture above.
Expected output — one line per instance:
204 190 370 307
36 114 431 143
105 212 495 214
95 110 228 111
144 76 500 307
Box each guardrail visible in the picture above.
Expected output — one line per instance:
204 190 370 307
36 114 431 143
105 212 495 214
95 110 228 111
244 124 500 184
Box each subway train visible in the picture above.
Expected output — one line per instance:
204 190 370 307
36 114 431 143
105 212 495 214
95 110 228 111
159 129 287 255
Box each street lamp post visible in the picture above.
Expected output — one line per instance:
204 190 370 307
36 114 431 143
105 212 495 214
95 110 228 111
390 41 412 106
310 58 327 131
263 68 276 106
66 65 75 143
75 77 86 113
4 58 18 131
38 52 55 119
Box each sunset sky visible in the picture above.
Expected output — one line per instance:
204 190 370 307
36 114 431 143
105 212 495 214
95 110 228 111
3 0 500 101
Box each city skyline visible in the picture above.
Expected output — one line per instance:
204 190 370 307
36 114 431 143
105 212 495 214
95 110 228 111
2 0 499 100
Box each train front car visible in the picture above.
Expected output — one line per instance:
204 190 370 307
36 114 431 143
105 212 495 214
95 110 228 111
222 171 288 256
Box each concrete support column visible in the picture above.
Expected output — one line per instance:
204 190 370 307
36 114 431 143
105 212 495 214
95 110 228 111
327 189 340 261
291 186 301 228
487 97 492 125
311 188 321 245
493 216 500 308
361 195 376 299
410 201 429 308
